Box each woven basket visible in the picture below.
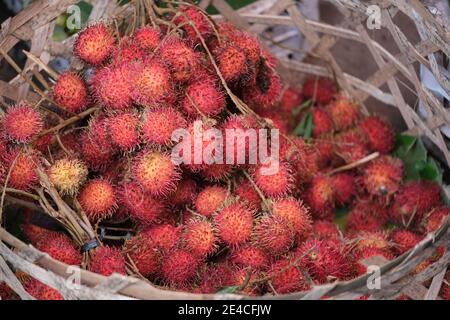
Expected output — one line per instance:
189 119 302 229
0 0 449 300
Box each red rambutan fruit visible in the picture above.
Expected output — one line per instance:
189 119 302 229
74 23 115 65
91 63 134 110
214 202 254 247
110 36 145 66
272 198 311 235
312 108 333 138
107 111 140 150
182 219 217 258
141 107 187 146
311 220 341 239
422 206 450 233
174 6 213 44
230 245 269 271
302 77 337 105
117 181 166 224
214 44 250 84
181 75 226 117
132 150 181 197
160 249 200 286
200 163 233 181
327 97 360 131
391 180 442 227
268 257 311 294
169 178 197 207
53 71 89 113
351 231 391 253
363 155 403 197
253 215 295 256
132 26 161 51
353 247 394 276
89 246 127 276
124 233 160 277
346 200 388 233
36 232 81 265
231 31 261 67
235 178 261 211
132 59 174 107
79 131 115 171
390 229 422 255
243 66 281 109
159 36 200 82
296 239 351 283
5 148 40 191
0 282 18 300
252 161 293 198
78 178 117 221
3 102 43 143
279 87 302 113
142 224 180 252
330 172 355 205
24 278 63 300
196 263 234 294
22 223 55 246
195 185 228 217
304 175 335 220
334 129 369 164
359 115 394 154
48 158 88 196
225 268 261 296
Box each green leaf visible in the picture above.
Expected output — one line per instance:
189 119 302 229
420 158 442 184
334 206 349 231
292 99 312 117
216 286 239 294
293 112 314 138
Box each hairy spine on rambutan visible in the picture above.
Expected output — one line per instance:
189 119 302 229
53 71 89 113
390 229 422 255
3 102 43 143
174 5 213 44
78 178 117 221
142 224 180 252
363 155 403 197
36 233 81 266
160 249 200 286
312 108 333 138
132 26 161 51
48 158 88 196
272 198 311 235
169 178 197 207
334 129 369 164
330 173 355 205
268 256 311 294
214 202 254 247
327 97 360 131
235 178 261 211
73 23 115 65
352 247 394 275
214 43 251 85
304 175 335 220
89 246 127 276
279 87 302 113
194 185 228 217
141 107 187 146
422 207 450 233
230 245 269 271
302 77 337 105
182 219 218 258
5 148 40 191
351 231 391 253
110 36 145 66
124 233 160 277
346 199 388 233
24 278 63 300
251 161 294 198
359 115 394 154
242 63 281 109
253 215 295 256
107 111 140 151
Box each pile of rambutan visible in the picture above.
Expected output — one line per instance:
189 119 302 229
1 4 449 301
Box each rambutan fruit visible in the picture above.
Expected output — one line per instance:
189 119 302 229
141 107 187 146
53 71 89 113
351 231 391 253
124 233 160 277
174 6 212 44
253 215 295 256
422 206 450 233
117 181 166 224
24 278 63 300
260 110 289 134
302 77 337 105
181 75 226 117
390 229 422 255
272 198 311 235
312 108 333 138
107 111 140 150
3 102 43 143
231 32 261 67
279 87 302 113
182 219 217 258
89 246 127 276
4 148 40 191
304 175 335 220
235 178 261 211
314 139 335 168
73 23 115 65
160 249 200 286
225 268 261 296
91 63 134 110
268 257 311 294
243 66 281 109
142 224 180 252
78 178 117 221
132 26 161 51
200 163 233 181
327 97 360 131
169 178 197 207
330 173 355 205
36 233 81 266
159 36 200 82
79 131 115 171
214 44 250 84
22 223 55 246
132 149 181 197
110 36 145 66
346 200 388 233
132 58 174 107
353 247 394 276
391 180 442 227
48 158 88 196
359 115 394 154
363 155 403 197
335 129 369 164
214 202 254 247
196 263 234 294
296 238 351 283
251 160 293 198
230 245 269 271
195 185 228 217
0 282 18 300
311 220 341 239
